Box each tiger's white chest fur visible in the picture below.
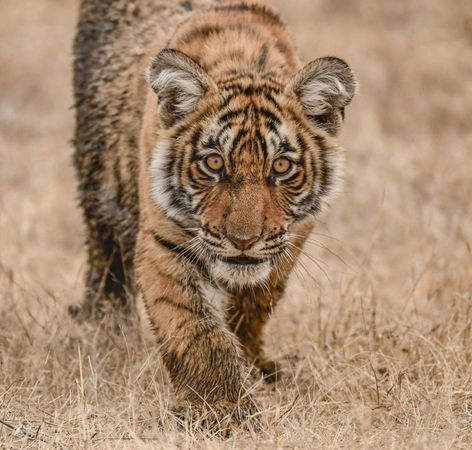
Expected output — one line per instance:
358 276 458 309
196 279 230 326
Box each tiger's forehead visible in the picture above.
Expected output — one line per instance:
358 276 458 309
201 83 301 162
216 72 285 93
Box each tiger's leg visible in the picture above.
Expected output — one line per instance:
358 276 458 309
72 134 137 319
70 206 135 320
136 233 257 424
82 222 134 318
226 286 285 383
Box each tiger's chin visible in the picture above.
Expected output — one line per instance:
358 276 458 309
210 259 272 287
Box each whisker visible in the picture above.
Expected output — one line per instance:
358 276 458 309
286 244 328 286
287 241 329 270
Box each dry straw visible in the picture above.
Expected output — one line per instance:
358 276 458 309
1 0 471 447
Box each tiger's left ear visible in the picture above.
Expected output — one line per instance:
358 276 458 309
287 57 358 135
146 48 217 128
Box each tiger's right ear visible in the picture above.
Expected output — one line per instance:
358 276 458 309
146 49 216 128
287 57 358 135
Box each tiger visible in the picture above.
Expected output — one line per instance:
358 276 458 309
72 0 357 424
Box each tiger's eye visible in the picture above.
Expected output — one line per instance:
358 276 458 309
205 154 224 172
272 157 291 174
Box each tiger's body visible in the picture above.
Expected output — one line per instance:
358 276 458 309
73 0 357 422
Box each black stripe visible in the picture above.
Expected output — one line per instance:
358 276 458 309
166 216 195 236
152 232 208 274
284 169 304 185
230 128 248 151
310 153 318 185
296 133 308 152
255 128 268 160
214 3 285 27
280 138 296 154
265 120 282 136
256 44 269 71
202 135 218 150
215 121 233 144
180 25 224 44
263 91 283 111
203 226 222 241
217 109 244 126
176 148 187 187
218 73 283 88
314 135 333 197
191 126 202 149
299 191 318 212
221 83 283 98
257 106 282 125
218 74 252 87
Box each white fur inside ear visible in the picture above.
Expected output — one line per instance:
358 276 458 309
299 73 350 116
146 66 206 117
290 57 357 118
146 49 215 127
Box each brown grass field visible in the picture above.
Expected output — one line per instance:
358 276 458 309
1 0 472 448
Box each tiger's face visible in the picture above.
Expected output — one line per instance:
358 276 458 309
148 50 357 286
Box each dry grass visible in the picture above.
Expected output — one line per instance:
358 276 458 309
1 0 472 448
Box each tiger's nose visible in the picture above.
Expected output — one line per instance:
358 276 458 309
227 234 260 251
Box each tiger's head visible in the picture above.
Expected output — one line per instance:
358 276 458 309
146 49 357 286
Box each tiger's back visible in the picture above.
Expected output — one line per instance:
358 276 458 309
73 0 216 315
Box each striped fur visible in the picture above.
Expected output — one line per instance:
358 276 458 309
73 0 357 422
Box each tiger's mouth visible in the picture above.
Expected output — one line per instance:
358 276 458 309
211 254 273 286
219 255 267 266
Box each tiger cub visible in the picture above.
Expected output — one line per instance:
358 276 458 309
73 0 357 422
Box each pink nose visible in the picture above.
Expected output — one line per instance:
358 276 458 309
227 234 260 251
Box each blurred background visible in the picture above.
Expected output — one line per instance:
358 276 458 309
1 0 471 446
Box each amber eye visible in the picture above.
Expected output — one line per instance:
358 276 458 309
205 154 224 172
272 157 292 175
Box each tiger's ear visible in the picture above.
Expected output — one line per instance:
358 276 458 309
287 57 358 135
146 49 216 128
